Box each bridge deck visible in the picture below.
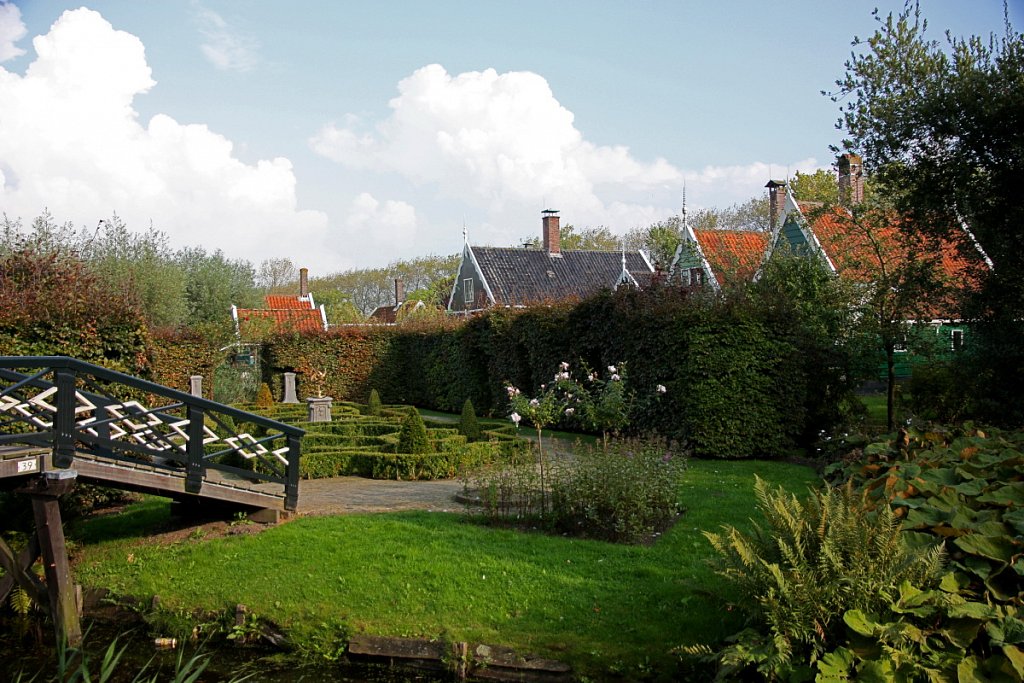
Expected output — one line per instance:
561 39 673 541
0 446 287 510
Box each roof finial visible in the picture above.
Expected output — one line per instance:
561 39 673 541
462 216 468 244
681 181 688 231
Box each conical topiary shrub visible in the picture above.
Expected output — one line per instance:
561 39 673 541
255 383 274 410
459 398 481 441
397 410 430 454
367 388 382 416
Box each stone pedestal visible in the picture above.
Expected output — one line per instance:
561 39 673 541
189 375 203 398
283 372 299 403
306 396 333 423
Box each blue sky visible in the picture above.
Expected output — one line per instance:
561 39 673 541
0 1 1015 273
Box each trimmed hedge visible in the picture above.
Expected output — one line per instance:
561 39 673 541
262 283 866 458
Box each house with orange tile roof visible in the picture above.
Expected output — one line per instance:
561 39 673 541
763 154 990 356
667 215 769 291
231 267 329 335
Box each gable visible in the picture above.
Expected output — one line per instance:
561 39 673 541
695 229 770 286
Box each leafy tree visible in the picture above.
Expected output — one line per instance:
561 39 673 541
176 246 259 327
624 216 683 269
0 241 148 372
82 215 188 328
689 195 771 233
256 257 297 293
789 169 838 204
832 2 1024 422
397 410 431 454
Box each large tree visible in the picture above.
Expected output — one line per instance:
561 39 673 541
832 2 1024 422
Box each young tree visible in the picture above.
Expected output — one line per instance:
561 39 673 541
82 215 188 328
832 3 1024 421
803 201 951 430
256 257 297 293
623 216 682 269
789 169 839 204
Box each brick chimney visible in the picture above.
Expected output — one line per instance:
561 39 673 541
766 180 788 231
299 267 309 298
542 209 560 256
838 153 864 206
394 278 404 306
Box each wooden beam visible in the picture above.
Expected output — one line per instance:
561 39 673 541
19 470 82 648
0 534 45 605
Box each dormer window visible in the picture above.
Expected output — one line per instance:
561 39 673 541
463 278 474 305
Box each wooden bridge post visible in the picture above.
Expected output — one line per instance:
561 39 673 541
22 470 82 648
53 371 77 468
185 405 205 495
285 433 301 511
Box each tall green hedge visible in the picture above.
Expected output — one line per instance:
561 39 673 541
262 283 866 459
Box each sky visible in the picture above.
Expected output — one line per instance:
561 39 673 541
0 1 1016 274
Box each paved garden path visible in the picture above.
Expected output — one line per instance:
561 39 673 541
296 476 468 515
294 433 581 516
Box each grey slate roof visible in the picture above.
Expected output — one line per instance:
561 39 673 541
472 247 653 306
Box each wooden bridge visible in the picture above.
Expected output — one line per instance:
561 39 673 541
0 355 305 646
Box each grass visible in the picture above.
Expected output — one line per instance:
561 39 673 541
70 459 820 679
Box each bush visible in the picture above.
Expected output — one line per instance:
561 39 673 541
548 438 686 543
397 410 430 454
255 383 274 410
366 389 382 416
688 477 945 680
459 399 481 441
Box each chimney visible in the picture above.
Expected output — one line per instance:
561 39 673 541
765 180 787 231
299 267 309 298
542 209 560 256
838 153 864 206
395 278 404 305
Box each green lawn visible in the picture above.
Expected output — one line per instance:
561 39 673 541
71 459 820 679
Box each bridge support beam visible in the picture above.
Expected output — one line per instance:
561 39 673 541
14 470 83 648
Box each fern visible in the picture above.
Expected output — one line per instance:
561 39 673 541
698 476 945 678
10 586 33 616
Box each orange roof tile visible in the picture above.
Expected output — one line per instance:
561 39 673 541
235 308 325 333
797 201 986 319
264 294 313 310
694 229 770 285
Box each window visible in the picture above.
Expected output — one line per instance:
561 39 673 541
688 267 704 286
951 329 964 352
894 334 908 353
463 278 474 305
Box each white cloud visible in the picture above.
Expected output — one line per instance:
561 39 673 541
0 2 27 62
310 64 823 249
0 8 327 269
193 4 258 72
345 193 417 245
683 158 824 208
311 64 682 216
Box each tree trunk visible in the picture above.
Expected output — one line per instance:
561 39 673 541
886 345 896 432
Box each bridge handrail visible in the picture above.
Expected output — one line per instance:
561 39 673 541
0 356 304 437
0 355 305 510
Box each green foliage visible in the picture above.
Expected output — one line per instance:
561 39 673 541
814 426 1024 679
692 477 944 679
397 410 430 455
255 382 274 410
549 438 686 543
833 4 1024 423
365 388 382 416
146 326 228 394
0 242 149 372
459 398 481 441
